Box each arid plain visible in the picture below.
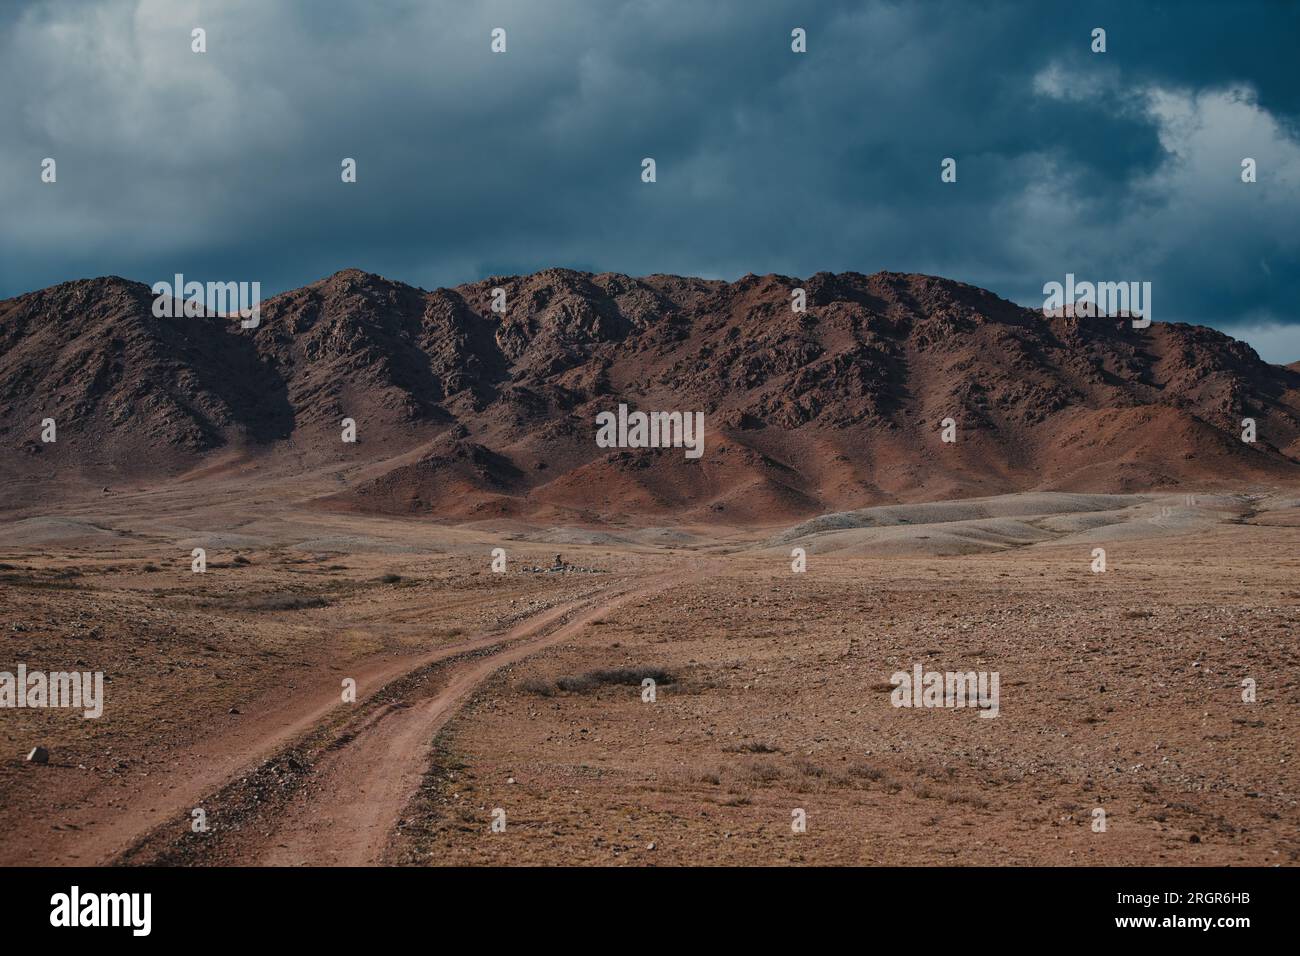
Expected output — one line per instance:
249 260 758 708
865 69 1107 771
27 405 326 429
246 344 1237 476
1 469 1297 866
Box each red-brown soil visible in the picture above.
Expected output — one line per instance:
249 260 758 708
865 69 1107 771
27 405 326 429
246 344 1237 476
0 480 1296 866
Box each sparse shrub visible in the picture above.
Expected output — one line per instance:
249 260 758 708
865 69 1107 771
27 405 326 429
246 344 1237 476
520 677 555 697
736 760 783 785
552 667 674 693
845 762 900 791
791 757 825 777
723 740 781 754
245 593 330 612
587 667 673 686
554 674 599 693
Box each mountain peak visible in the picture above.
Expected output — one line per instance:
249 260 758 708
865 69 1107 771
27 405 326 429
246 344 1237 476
2 269 1298 518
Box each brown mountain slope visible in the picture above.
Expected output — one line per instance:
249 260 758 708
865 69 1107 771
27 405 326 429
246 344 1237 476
1 268 1298 522
0 277 292 476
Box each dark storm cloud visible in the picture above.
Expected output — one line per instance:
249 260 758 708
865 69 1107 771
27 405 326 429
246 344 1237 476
1 0 1298 359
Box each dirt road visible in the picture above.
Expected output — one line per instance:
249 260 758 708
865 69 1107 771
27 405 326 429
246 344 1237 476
107 570 690 866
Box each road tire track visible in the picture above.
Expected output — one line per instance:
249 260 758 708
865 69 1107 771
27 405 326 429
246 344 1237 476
114 570 687 866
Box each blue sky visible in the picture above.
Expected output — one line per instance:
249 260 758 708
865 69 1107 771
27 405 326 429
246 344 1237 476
3 0 1299 360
